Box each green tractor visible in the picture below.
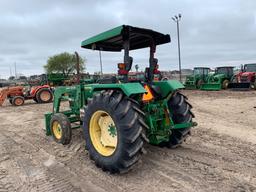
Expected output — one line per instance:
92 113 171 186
45 25 196 173
184 67 210 89
200 66 234 91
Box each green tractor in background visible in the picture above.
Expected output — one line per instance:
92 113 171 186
184 67 210 89
45 25 196 173
200 66 234 91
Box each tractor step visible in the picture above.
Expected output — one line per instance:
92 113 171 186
200 83 221 91
184 84 197 89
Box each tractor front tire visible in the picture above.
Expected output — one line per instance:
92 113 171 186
50 113 72 145
12 96 25 106
166 92 193 148
222 80 229 89
83 90 146 174
36 88 53 103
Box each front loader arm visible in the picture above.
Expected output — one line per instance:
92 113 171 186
0 88 8 106
45 85 84 136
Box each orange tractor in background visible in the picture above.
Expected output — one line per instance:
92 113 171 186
0 85 53 106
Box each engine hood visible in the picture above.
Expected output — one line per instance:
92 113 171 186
213 74 225 78
241 72 255 76
186 74 201 80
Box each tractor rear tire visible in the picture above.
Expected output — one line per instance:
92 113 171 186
12 96 25 106
83 90 146 174
166 92 193 148
36 88 53 103
222 80 229 89
50 113 72 145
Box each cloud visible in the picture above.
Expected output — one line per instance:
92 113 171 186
0 0 256 78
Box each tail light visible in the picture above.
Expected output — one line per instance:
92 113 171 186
118 63 126 70
142 85 154 102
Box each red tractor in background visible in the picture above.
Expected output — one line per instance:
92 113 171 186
228 63 256 90
0 85 53 106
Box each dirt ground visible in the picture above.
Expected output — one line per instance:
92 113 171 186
0 90 255 192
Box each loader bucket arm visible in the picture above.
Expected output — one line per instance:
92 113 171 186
0 88 8 106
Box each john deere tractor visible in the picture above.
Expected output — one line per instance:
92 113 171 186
184 67 210 89
45 25 196 173
201 66 234 91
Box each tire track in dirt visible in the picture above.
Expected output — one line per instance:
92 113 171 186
0 129 125 192
0 167 15 192
1 120 256 192
144 125 256 191
10 126 199 192
0 130 107 192
0 125 204 192
145 148 256 191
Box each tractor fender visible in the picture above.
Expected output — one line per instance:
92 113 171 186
85 83 146 97
31 85 51 95
152 80 184 98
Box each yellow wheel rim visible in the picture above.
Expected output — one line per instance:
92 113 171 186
89 110 117 156
52 121 62 140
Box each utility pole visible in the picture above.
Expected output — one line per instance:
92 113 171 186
99 50 103 76
9 65 12 77
172 13 182 82
14 62 17 79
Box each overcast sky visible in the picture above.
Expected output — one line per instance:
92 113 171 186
0 0 256 78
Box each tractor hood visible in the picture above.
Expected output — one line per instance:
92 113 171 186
186 74 202 80
241 72 255 76
213 74 225 79
209 73 225 82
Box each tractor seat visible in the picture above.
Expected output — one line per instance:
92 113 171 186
141 82 162 99
149 84 162 98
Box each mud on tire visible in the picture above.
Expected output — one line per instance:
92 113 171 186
83 90 147 173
